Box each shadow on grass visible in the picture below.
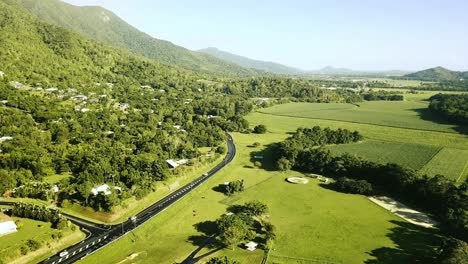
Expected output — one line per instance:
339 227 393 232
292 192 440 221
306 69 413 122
211 184 226 195
412 108 468 135
365 220 442 264
249 143 280 171
183 221 224 264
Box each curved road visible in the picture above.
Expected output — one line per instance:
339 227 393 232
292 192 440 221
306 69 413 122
1 134 236 264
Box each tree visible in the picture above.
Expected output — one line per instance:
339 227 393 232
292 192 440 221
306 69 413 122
253 124 267 134
243 200 268 216
277 157 291 171
437 238 468 264
206 256 240 264
217 215 250 250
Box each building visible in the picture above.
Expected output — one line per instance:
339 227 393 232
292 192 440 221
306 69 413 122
0 136 13 143
166 159 188 169
91 184 112 196
0 214 17 236
73 95 88 101
245 241 258 251
45 88 58 92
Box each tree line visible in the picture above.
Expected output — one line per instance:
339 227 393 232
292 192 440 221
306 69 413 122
429 93 468 125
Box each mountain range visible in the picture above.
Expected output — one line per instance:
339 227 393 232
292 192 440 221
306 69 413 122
15 0 261 76
198 47 302 75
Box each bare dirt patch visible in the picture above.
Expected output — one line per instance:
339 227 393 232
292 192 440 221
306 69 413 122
369 196 438 228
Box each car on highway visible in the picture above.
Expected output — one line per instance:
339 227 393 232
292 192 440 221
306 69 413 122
59 250 69 257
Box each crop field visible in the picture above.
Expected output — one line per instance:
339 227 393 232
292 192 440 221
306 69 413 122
82 133 442 264
258 101 463 134
328 140 441 171
420 148 468 182
250 100 468 183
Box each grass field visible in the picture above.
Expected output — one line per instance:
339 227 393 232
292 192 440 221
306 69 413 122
81 133 442 264
0 217 84 264
328 140 441 171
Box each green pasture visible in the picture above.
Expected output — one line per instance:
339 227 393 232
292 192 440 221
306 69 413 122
420 148 468 182
81 133 442 264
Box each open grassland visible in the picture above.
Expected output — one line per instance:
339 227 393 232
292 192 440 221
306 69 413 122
0 217 84 264
420 148 468 182
258 101 464 134
328 140 441 171
81 133 441 264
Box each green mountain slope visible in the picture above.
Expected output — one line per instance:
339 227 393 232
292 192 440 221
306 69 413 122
198 47 302 74
15 0 260 76
0 0 200 87
404 66 468 81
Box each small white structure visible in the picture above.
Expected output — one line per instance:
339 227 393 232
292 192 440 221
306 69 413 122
1 100 8 104
0 220 17 236
81 108 90 113
141 85 152 89
91 184 112 196
0 136 13 143
245 241 258 251
226 212 234 216
52 185 59 193
173 125 183 130
223 182 230 186
74 95 88 101
166 159 180 169
119 103 130 110
45 88 58 92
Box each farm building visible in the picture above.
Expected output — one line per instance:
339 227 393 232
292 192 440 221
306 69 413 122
74 95 88 101
166 159 188 169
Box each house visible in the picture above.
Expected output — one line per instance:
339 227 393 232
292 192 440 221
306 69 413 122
45 88 58 92
245 241 258 251
166 159 188 169
166 159 180 169
91 184 112 196
0 136 13 143
52 185 59 193
0 213 17 236
81 108 90 113
74 95 88 101
0 100 7 104
141 85 152 89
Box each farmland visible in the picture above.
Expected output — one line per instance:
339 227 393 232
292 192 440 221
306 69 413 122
81 132 442 264
252 98 468 183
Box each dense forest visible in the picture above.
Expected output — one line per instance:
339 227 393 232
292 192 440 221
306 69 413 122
429 93 468 125
271 127 468 242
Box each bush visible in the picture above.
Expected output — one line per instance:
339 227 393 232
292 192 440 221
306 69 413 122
253 124 267 134
216 145 226 154
333 177 373 195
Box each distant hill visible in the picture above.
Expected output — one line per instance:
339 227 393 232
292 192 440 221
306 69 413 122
404 67 468 81
305 66 409 76
198 47 302 75
0 0 199 87
15 0 260 76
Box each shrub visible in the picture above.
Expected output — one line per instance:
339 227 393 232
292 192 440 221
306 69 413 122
253 124 267 134
333 177 373 195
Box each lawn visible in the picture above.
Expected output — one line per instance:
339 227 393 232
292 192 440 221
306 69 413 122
0 217 84 264
81 132 442 264
328 140 441 171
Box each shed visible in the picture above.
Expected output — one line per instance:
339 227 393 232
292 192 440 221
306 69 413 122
0 214 17 236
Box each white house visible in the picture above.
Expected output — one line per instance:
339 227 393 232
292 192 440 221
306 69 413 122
45 88 58 92
245 241 258 251
0 214 17 236
74 95 88 101
0 136 13 143
166 159 180 169
91 184 112 196
52 185 59 193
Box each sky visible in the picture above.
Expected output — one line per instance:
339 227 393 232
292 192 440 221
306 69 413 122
63 0 468 71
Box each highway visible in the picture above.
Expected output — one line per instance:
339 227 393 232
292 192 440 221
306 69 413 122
1 134 236 264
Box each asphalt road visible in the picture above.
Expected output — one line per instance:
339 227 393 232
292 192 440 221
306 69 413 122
38 133 236 264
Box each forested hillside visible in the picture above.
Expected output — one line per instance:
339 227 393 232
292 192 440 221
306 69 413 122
14 0 261 76
404 66 468 81
198 47 302 75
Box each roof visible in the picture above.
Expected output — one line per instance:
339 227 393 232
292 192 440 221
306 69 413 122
245 241 258 250
91 184 111 195
166 159 179 168
0 221 17 235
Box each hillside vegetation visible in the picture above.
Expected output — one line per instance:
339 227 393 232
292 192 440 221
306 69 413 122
15 0 260 76
404 66 468 81
198 47 302 75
